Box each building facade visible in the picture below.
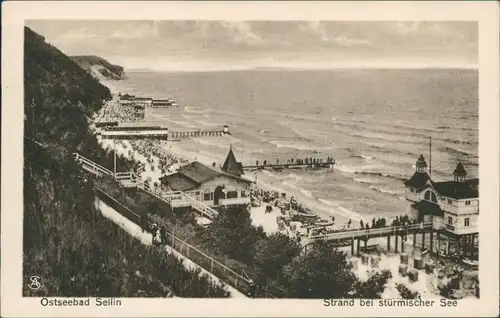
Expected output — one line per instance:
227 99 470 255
404 155 478 256
160 159 253 208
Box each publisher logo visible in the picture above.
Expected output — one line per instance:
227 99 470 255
27 275 42 291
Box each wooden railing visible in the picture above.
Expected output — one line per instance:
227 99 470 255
94 187 251 297
302 222 435 246
72 153 218 220
73 153 113 177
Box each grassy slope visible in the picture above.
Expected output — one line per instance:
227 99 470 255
23 26 229 298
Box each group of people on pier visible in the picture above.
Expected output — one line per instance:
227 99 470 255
254 156 335 167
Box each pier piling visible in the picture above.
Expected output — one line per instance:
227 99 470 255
430 230 434 254
421 232 425 248
351 239 355 255
356 240 361 256
401 236 405 252
413 232 417 246
387 236 391 251
395 235 399 253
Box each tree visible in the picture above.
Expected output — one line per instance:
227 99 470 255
396 283 420 299
205 206 265 264
281 242 357 298
253 233 301 280
355 270 392 298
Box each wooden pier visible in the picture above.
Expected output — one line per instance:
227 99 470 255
168 126 230 141
302 222 438 256
243 162 334 170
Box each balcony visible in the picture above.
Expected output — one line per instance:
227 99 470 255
444 224 478 235
218 197 251 206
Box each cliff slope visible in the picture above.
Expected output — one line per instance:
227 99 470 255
23 26 229 298
72 55 127 80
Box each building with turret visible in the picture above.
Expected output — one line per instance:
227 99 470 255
404 155 478 257
159 148 253 208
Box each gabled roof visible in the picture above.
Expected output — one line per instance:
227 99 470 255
177 161 223 184
404 172 431 189
221 148 244 176
160 161 253 191
433 180 478 200
161 173 199 192
412 200 444 218
466 178 479 191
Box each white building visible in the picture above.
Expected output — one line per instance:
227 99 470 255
404 155 478 256
160 150 253 208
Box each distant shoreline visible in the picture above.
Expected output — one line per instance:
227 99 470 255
123 66 478 74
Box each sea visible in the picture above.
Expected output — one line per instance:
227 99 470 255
107 68 478 224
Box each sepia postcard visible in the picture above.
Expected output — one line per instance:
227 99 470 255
2 1 499 317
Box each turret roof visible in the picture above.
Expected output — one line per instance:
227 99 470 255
222 147 244 176
453 162 467 176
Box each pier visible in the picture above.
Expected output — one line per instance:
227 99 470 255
302 222 438 256
95 124 230 141
243 157 335 170
244 162 334 170
168 129 227 140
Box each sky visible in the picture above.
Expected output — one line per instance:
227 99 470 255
26 20 478 71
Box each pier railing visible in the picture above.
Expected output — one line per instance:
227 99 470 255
302 222 434 246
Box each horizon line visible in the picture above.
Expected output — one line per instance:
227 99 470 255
125 65 479 73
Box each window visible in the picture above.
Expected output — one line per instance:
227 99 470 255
241 190 248 198
226 191 238 199
203 193 211 201
447 217 453 225
464 218 470 226
465 200 471 206
447 199 452 204
424 190 437 203
424 191 431 201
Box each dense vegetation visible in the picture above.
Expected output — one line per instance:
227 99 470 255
23 27 229 297
71 55 126 80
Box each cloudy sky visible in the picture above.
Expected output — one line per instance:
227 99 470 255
26 20 477 71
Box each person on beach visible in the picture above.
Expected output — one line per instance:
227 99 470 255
360 220 364 229
347 219 352 229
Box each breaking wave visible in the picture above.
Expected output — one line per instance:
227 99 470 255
369 185 404 196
